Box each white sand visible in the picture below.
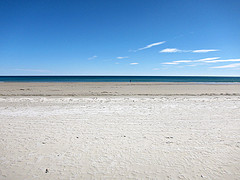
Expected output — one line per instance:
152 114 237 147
0 95 240 179
1 82 240 96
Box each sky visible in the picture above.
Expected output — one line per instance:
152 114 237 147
0 0 240 76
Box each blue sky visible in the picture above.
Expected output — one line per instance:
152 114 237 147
0 0 240 75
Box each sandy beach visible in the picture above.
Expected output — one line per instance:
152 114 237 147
0 83 240 179
1 82 240 96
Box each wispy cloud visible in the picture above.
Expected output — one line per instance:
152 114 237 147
162 57 221 65
195 57 220 62
192 49 219 53
153 68 160 70
130 63 139 65
162 62 178 65
202 59 240 63
136 41 166 51
160 48 188 53
160 48 219 53
160 48 180 53
88 55 97 60
211 63 240 68
13 69 49 72
174 60 192 63
117 56 128 59
162 57 240 70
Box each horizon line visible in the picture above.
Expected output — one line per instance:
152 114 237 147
0 75 240 77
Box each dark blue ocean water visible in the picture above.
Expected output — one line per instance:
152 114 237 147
0 76 240 83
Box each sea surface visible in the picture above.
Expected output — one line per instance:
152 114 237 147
0 76 240 83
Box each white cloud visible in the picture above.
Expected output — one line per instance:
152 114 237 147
117 56 128 59
130 63 139 65
173 60 192 63
153 68 160 70
162 62 179 65
162 60 193 64
162 57 240 68
192 49 219 53
88 55 97 60
195 57 220 62
211 63 240 68
137 41 166 51
160 48 183 53
160 48 219 53
162 57 221 65
203 59 240 63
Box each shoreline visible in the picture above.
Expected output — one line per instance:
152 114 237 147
1 82 240 97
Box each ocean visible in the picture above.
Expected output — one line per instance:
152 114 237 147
0 76 240 83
